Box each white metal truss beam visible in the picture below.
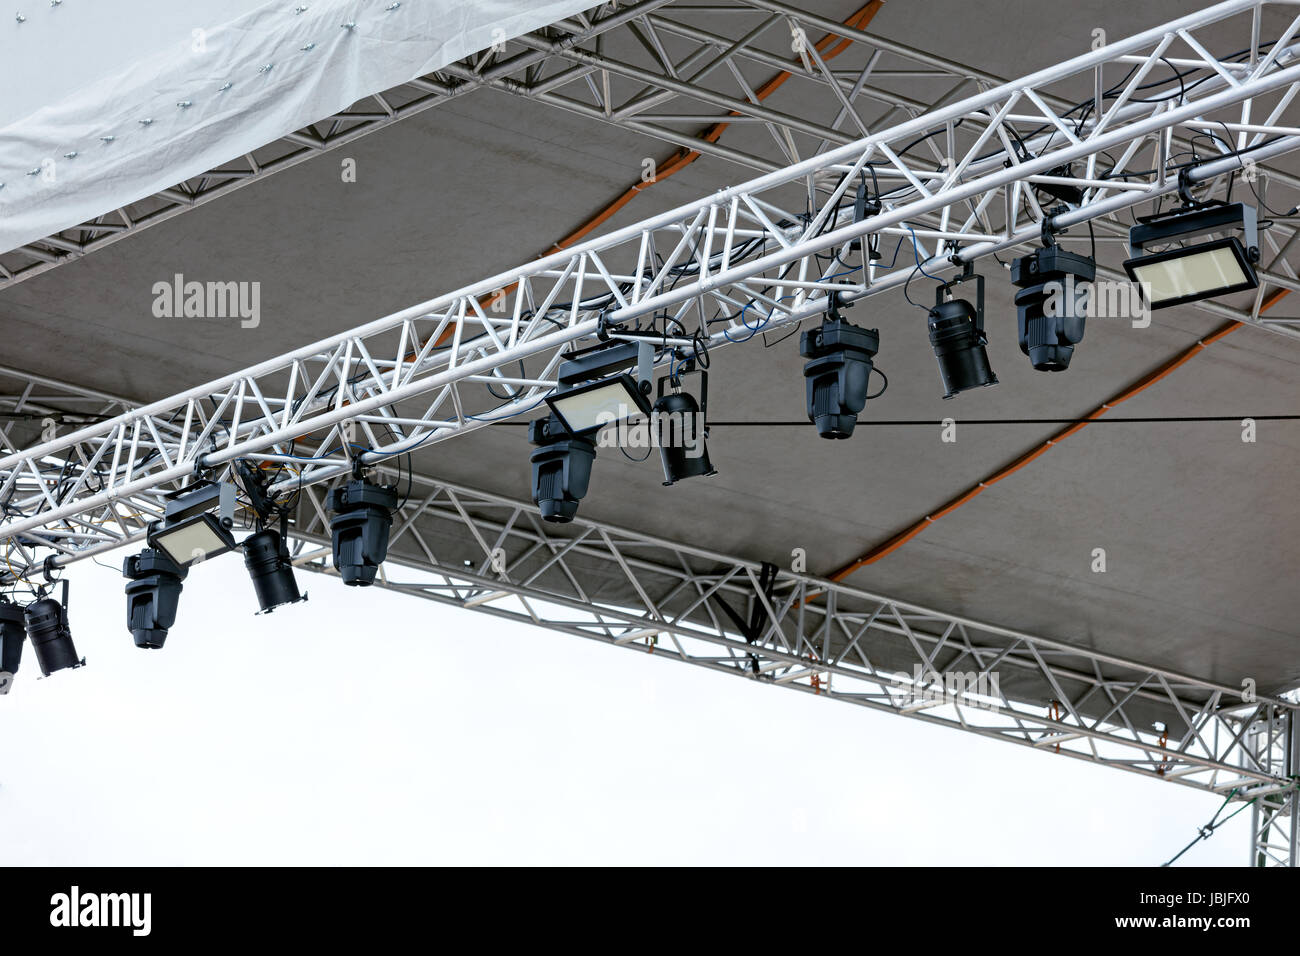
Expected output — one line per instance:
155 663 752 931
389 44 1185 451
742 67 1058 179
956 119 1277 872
4 0 1300 566
1247 715 1300 865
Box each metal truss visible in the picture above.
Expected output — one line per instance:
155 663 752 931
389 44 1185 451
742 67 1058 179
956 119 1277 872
8 0 1300 330
274 470 1300 801
1247 714 1300 865
5 0 1300 571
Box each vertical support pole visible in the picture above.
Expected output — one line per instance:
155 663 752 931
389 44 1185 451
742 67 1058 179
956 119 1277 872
1247 708 1298 867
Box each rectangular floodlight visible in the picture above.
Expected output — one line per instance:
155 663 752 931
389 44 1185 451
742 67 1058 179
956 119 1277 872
545 373 652 436
148 512 237 567
1123 236 1258 310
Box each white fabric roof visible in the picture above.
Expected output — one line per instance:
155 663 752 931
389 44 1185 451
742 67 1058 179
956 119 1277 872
0 0 591 254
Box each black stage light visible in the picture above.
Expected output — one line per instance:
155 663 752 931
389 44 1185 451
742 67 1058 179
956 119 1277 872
653 365 717 484
529 414 596 523
1011 244 1096 371
327 474 399 586
928 265 997 399
122 549 188 649
24 581 82 676
243 528 306 613
0 598 25 693
146 481 237 567
800 298 881 438
544 340 654 436
1123 201 1259 309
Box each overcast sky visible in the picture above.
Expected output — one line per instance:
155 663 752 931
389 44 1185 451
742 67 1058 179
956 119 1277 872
0 552 1246 866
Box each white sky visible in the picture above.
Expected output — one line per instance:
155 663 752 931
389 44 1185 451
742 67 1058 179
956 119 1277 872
0 553 1246 866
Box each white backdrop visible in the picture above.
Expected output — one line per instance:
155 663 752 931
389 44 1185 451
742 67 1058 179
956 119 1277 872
0 0 591 253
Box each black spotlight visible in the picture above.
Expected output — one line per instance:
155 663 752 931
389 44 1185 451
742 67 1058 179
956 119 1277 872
1011 244 1096 371
23 581 82 676
529 414 596 523
243 528 306 614
653 363 717 484
800 296 881 438
327 472 399 586
1123 200 1260 310
928 264 997 399
0 598 26 693
122 549 188 649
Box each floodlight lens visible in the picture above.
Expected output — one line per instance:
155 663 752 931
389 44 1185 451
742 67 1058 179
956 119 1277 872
546 374 649 435
149 513 236 566
1125 238 1257 309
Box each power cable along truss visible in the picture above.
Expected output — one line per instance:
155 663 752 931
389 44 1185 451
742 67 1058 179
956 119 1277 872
5 0 1300 565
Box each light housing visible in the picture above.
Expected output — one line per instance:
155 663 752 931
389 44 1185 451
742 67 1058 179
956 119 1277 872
327 476 399 586
1011 245 1096 371
0 598 25 693
653 366 717 484
1123 202 1259 310
928 267 997 399
147 481 238 567
800 306 881 438
529 415 597 523
123 549 188 649
24 581 82 677
243 528 306 613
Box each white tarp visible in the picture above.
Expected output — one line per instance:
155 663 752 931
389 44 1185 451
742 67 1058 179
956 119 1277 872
0 0 591 254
